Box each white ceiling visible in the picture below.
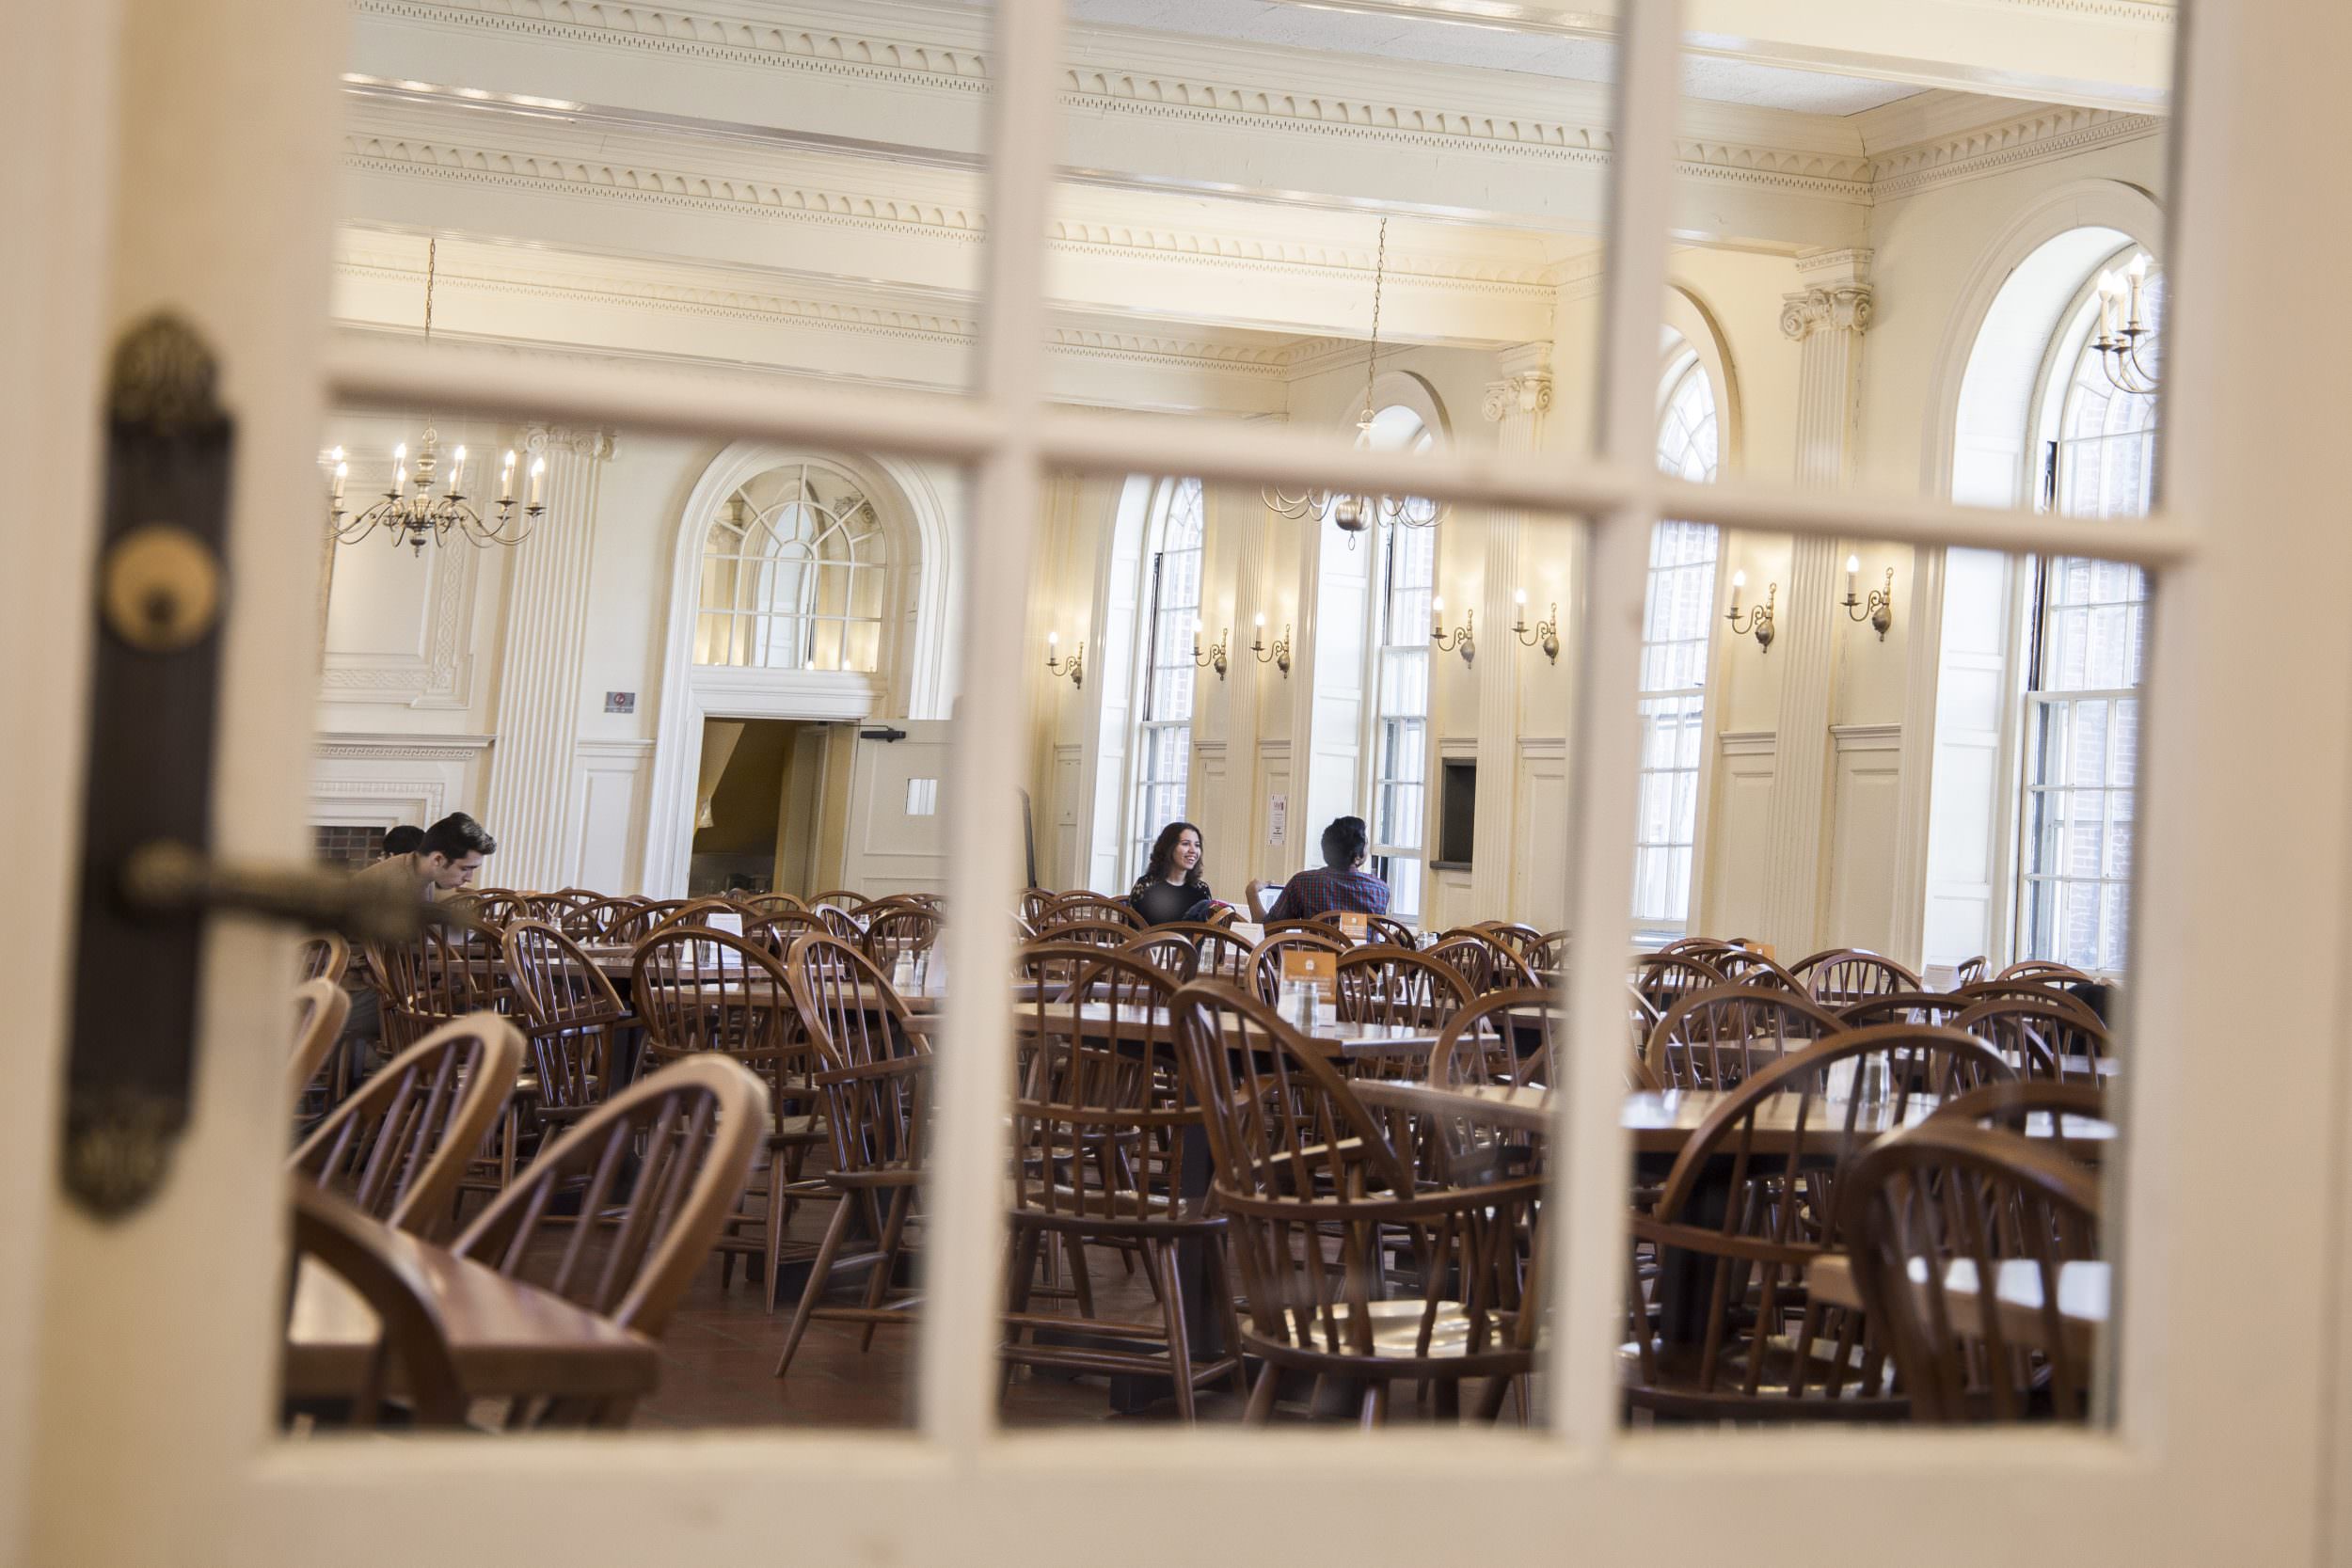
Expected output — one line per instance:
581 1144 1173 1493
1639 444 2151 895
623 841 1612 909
1055 0 1925 115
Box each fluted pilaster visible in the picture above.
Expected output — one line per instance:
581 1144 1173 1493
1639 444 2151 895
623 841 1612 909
483 424 615 891
1760 252 1870 952
1472 343 1550 916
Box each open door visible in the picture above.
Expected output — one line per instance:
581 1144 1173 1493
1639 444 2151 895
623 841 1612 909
836 719 955 896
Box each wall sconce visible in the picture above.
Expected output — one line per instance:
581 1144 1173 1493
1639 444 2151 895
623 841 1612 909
1511 589 1559 664
1193 622 1230 681
1250 613 1291 678
1430 597 1475 665
1841 556 1895 640
1045 631 1084 689
1725 571 1775 652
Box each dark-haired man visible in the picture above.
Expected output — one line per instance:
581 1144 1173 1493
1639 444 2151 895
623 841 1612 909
378 823 423 861
356 812 497 902
1265 815 1391 921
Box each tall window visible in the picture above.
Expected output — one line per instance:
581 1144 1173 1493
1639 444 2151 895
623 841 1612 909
2020 275 2159 972
1370 522 1436 925
1633 342 1722 934
1131 477 1203 877
694 460 887 672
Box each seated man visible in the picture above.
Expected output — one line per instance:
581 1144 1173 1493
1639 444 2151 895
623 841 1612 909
1265 816 1391 922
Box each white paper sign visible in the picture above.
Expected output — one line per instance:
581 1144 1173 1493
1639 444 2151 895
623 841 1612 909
1267 793 1288 846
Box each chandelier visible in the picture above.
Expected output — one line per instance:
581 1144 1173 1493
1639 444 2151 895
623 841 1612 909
2090 253 2161 396
1262 214 1446 537
326 237 543 554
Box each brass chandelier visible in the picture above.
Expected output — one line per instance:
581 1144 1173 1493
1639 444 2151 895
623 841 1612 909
326 237 543 554
1262 215 1445 537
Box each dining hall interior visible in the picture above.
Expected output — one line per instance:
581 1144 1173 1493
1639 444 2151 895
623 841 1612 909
10 0 2352 1562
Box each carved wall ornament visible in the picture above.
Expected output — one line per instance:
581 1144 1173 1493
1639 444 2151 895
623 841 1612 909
1780 285 1876 341
1481 372 1553 423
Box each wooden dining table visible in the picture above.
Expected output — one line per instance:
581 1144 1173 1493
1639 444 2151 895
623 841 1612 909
1346 1080 2116 1158
1807 1254 2110 1360
284 1227 658 1405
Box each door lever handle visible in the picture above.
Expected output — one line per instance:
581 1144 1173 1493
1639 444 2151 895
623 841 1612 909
119 839 428 946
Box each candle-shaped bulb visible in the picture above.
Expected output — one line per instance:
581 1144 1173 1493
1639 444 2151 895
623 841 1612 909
331 460 348 503
1254 612 1265 628
329 446 343 464
449 445 466 494
501 449 516 502
1846 554 1860 575
1047 630 1058 649
1729 569 1745 614
529 455 546 507
2126 252 2149 282
393 442 405 462
1515 588 1527 606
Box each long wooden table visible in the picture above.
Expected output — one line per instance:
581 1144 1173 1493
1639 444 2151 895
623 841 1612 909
1346 1081 2116 1158
284 1229 658 1404
1807 1255 2109 1359
1008 1001 1439 1063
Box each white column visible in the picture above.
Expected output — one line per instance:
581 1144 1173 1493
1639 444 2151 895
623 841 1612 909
1760 251 1871 954
482 423 614 891
1471 343 1551 918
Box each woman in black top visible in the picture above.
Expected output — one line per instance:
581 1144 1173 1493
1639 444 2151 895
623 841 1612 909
1129 820 1216 927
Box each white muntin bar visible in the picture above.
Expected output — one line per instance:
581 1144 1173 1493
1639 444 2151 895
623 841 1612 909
1548 0 1682 1452
914 0 1069 1455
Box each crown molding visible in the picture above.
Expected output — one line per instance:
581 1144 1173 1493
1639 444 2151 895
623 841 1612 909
314 731 496 762
1867 105 2161 199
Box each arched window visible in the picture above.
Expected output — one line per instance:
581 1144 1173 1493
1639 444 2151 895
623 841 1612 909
1633 340 1721 933
694 460 887 673
2019 270 2160 971
1362 406 1438 926
1129 477 1204 877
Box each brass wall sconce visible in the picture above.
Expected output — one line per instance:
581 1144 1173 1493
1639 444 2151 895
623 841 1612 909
1430 597 1475 665
1842 557 1895 640
1193 623 1230 681
1046 631 1084 689
1725 572 1775 652
1512 590 1559 664
1250 614 1291 678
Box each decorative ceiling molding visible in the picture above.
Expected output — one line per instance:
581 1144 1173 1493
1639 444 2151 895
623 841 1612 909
1869 106 2160 199
314 732 497 762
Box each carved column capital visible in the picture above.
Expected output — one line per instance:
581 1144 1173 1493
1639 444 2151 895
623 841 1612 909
1481 371 1552 424
1780 285 1875 341
524 423 618 462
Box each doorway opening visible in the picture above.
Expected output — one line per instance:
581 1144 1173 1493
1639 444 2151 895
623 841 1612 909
688 718 851 897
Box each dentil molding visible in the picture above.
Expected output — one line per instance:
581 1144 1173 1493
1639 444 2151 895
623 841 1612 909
314 731 496 762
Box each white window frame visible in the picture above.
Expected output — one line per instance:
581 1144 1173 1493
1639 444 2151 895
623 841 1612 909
18 3 2352 1564
1631 343 1721 942
694 458 889 674
1364 516 1436 925
1125 475 1203 879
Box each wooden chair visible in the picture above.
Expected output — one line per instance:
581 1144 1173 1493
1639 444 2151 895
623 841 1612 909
1477 921 1545 958
1838 1122 2101 1423
743 892 806 916
1424 987 1565 1182
1659 936 1743 963
467 890 530 928
744 908 832 958
1644 986 1847 1091
1425 931 1540 995
1630 952 1725 1015
1996 960 2092 984
632 927 832 1311
1796 949 1924 1008
1525 930 1569 973
1170 982 1543 1425
1242 879 1279 922
1839 990 1971 1030
288 978 353 1122
366 912 505 1055
1717 948 1802 990
1247 928 1347 1005
561 895 639 940
283 1183 467 1431
773 935 930 1381
1952 997 2111 1085
1953 979 2099 1008
451 1055 767 1427
1001 950 1245 1420
1622 1025 2014 1422
1930 1079 2111 1167
1041 894 1141 930
644 897 748 939
1017 887 1059 928
1625 985 1665 1086
299 931 349 986
816 903 869 942
809 889 869 913
1955 955 1991 986
599 898 687 944
502 920 637 1186
1030 918 1133 949
1121 928 1201 980
862 902 945 971
1363 913 1418 948
1333 945 1473 1031
288 1014 525 1242
1132 921 1254 984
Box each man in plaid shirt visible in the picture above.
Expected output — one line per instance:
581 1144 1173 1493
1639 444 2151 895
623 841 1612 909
1265 816 1391 921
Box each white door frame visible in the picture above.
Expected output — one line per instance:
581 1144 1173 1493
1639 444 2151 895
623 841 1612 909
12 3 2352 1566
